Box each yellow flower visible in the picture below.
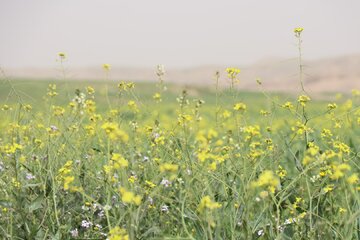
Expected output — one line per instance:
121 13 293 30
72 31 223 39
145 180 156 188
111 153 129 169
347 174 359 184
327 103 337 111
52 106 65 116
24 104 32 111
252 170 280 193
352 89 360 97
63 176 75 190
323 184 334 193
282 101 294 109
177 114 193 126
58 52 66 59
294 27 304 36
47 84 58 97
87 86 95 95
101 122 129 142
128 175 137 183
159 163 179 173
225 67 240 79
103 63 111 71
298 95 310 107
222 110 232 119
276 165 287 179
233 102 246 111
153 92 162 102
119 187 142 206
339 207 347 214
330 163 351 180
197 196 222 213
108 227 129 240
127 100 139 112
121 191 135 204
2 104 12 111
208 161 217 171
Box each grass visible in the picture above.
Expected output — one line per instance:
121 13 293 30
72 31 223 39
0 75 359 239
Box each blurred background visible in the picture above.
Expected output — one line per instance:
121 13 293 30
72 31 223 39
1 0 360 92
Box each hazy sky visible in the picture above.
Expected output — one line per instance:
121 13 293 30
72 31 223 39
1 0 360 68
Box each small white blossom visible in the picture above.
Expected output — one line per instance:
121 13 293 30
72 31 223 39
257 229 264 236
103 205 112 211
50 125 58 131
98 210 105 218
161 204 169 213
81 205 90 211
148 196 154 205
177 178 184 184
81 220 92 229
284 218 297 225
70 228 78 237
25 173 35 180
160 179 171 187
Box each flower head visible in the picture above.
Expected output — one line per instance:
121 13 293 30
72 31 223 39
294 27 304 37
103 63 111 71
58 52 66 60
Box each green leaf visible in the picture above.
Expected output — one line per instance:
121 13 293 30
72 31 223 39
29 195 44 212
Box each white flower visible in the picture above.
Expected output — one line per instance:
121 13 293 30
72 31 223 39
177 178 184 184
257 229 264 236
103 205 112 211
70 228 78 237
161 204 169 212
98 210 105 218
25 173 35 180
81 205 90 211
284 218 296 225
81 220 92 229
50 125 58 131
160 179 171 187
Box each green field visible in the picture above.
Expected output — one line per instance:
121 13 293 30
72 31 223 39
0 77 359 239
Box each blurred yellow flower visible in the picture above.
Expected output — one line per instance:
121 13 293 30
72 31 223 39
103 63 111 71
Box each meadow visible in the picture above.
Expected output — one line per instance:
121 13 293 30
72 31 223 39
0 30 360 239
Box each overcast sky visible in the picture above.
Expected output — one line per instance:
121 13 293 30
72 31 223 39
1 0 359 68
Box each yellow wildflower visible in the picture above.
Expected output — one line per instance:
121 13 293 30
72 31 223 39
159 163 179 173
347 174 359 184
111 153 129 169
252 170 280 193
298 95 310 107
233 102 246 111
119 187 142 206
197 196 221 213
330 163 350 180
63 176 75 190
58 52 66 59
103 64 111 71
108 226 129 240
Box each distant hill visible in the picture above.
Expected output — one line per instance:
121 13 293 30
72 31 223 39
3 54 360 93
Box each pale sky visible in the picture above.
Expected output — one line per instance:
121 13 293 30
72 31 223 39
1 0 359 68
